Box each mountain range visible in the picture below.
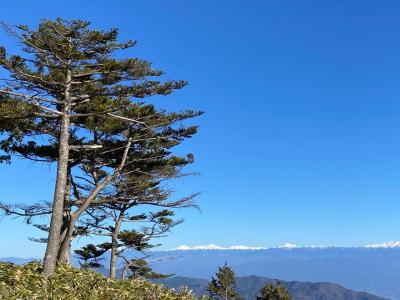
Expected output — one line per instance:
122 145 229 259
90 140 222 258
0 257 388 300
148 243 400 299
3 242 400 299
157 275 387 300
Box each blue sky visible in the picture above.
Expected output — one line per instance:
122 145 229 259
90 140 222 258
2 0 400 257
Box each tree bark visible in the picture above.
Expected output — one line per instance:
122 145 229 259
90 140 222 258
110 213 124 278
43 69 72 276
58 239 71 264
58 213 77 265
57 180 72 264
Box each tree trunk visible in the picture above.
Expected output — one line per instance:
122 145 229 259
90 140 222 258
58 240 71 264
57 211 72 264
43 69 72 276
57 174 72 264
109 233 118 278
110 213 124 278
57 224 71 265
58 213 76 265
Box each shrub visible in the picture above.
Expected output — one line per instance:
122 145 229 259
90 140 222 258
0 261 195 300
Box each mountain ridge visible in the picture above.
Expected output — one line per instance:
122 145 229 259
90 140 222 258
170 241 400 251
158 275 388 300
3 245 400 299
148 247 400 299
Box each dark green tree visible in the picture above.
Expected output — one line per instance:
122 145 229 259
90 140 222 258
74 243 107 269
77 204 182 278
207 264 243 300
257 282 292 300
68 143 197 278
0 19 201 275
124 258 169 279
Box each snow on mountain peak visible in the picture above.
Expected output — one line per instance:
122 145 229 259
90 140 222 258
365 241 400 248
173 244 265 251
228 245 265 250
172 242 400 251
174 244 225 250
280 243 298 249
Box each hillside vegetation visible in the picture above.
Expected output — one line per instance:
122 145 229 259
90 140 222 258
158 276 387 300
0 262 194 300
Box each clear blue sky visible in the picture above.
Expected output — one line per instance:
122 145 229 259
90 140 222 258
1 0 400 258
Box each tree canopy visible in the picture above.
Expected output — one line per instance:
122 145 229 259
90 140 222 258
0 18 202 275
257 283 292 300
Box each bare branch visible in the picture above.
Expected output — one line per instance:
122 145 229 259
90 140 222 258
107 113 148 127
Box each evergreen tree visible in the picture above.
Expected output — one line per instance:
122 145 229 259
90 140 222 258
257 282 292 300
0 19 201 275
207 264 243 300
124 258 170 279
73 243 107 269
76 204 182 278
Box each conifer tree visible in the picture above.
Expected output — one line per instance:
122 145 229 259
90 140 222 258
123 258 169 279
207 264 243 300
76 203 182 278
0 19 201 275
257 282 292 300
74 243 107 269
65 143 195 278
54 118 198 266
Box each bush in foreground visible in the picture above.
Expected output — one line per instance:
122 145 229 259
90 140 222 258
0 262 195 300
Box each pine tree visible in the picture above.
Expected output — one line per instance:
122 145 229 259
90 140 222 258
74 243 107 269
207 264 243 300
257 282 292 300
0 18 201 275
76 204 182 278
123 258 170 279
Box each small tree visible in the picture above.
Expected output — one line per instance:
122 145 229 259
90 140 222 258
76 204 181 278
207 264 243 300
257 282 292 300
73 243 107 269
123 258 169 279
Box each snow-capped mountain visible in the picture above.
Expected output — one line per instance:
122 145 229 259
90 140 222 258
365 241 400 248
173 244 265 251
280 243 298 249
173 241 400 251
172 243 335 251
152 243 400 299
174 244 224 250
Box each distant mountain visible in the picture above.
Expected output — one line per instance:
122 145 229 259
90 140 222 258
158 275 388 300
0 257 37 264
173 244 265 251
147 246 400 299
365 241 400 248
3 243 400 299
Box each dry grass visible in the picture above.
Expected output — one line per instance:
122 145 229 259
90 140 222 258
0 261 195 300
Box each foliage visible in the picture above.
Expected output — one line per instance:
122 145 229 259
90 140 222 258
207 264 243 300
73 243 107 269
0 18 202 275
74 209 181 278
0 261 194 300
257 282 292 300
127 258 171 279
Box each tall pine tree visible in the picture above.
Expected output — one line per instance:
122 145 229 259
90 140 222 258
0 19 201 275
